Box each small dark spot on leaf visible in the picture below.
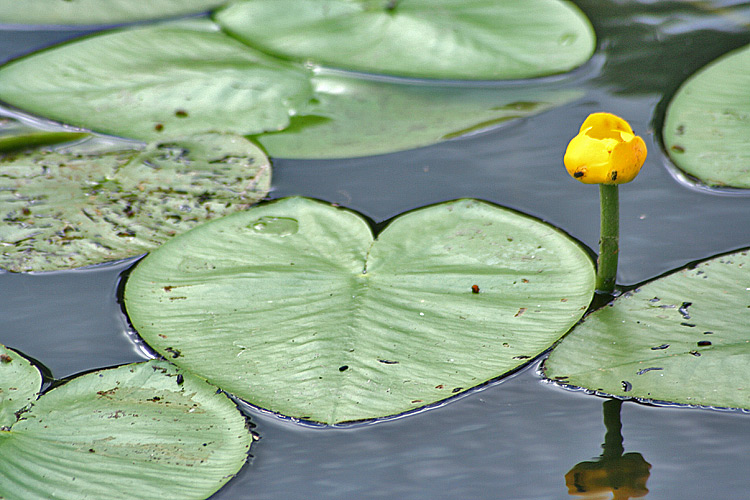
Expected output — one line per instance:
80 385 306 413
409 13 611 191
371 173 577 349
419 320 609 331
165 347 181 359
689 350 701 357
435 384 444 389
0 354 12 363
411 400 423 404
175 109 189 118
514 308 527 317
649 297 660 303
651 344 670 350
513 355 531 360
163 286 173 292
671 144 685 153
378 359 398 365
21 207 31 216
681 323 696 327
621 381 632 392
339 365 349 372
697 340 712 347
678 302 692 319
147 396 162 402
704 331 713 335
471 284 480 294
89 449 95 453
452 387 463 394
176 374 184 385
154 123 164 132
637 367 663 375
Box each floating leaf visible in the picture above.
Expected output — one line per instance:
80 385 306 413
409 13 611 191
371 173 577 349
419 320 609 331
663 44 750 188
0 359 252 500
0 133 270 272
124 197 594 424
0 19 314 141
254 74 582 158
0 0 227 25
545 249 750 410
216 0 596 80
0 345 41 429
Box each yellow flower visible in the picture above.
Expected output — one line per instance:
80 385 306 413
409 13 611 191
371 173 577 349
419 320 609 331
564 113 647 184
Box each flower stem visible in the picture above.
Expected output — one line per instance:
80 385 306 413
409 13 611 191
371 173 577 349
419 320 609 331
596 184 619 294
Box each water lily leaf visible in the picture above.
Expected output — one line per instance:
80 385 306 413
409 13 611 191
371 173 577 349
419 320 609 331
0 133 270 272
0 345 41 429
0 359 253 500
124 197 594 424
545 249 750 410
0 0 227 26
215 0 596 80
254 74 583 159
0 19 314 141
663 44 750 188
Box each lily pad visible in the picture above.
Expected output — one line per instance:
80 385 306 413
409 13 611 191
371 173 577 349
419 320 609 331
254 74 582 158
0 359 252 500
124 197 594 424
0 345 41 429
215 0 596 80
545 249 750 410
0 0 227 26
0 19 582 159
0 19 314 141
663 44 750 188
0 133 270 272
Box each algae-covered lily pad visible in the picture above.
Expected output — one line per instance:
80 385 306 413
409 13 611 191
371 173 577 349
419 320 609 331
0 19 314 141
545 249 750 410
216 0 596 80
0 359 252 500
124 197 594 424
0 133 270 272
0 0 227 26
0 345 41 429
254 74 582 159
663 44 750 188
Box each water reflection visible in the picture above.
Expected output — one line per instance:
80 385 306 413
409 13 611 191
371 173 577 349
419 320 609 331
566 399 651 499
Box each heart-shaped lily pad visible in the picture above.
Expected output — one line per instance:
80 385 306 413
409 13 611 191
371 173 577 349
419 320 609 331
215 0 596 80
545 248 750 410
0 133 270 272
0 357 252 500
0 19 581 159
0 0 227 25
124 197 594 424
0 19 314 141
0 345 41 429
663 43 750 188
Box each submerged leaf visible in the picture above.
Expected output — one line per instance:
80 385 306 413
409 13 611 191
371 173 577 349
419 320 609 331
0 0 227 26
254 74 582 158
0 359 252 500
124 197 594 424
216 0 596 80
545 249 750 410
663 44 750 188
0 133 270 272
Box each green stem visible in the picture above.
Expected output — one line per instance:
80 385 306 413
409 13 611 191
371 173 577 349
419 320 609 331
596 184 619 294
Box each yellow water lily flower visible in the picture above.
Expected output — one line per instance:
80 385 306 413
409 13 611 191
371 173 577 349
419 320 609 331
564 113 647 184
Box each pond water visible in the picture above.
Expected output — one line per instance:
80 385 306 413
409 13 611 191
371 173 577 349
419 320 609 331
2 1 750 498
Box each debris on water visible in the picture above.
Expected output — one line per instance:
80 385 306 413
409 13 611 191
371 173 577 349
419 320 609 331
637 367 663 375
651 344 670 350
621 381 632 392
678 301 692 319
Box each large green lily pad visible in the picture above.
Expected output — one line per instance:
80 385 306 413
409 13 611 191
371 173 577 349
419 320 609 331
0 345 41 429
0 133 270 272
0 19 581 159
663 44 750 188
254 75 582 158
545 249 750 410
124 197 594 424
0 19 314 141
0 0 227 26
0 359 252 500
215 0 596 80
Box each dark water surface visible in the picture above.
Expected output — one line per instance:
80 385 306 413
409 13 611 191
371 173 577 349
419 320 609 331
2 1 750 498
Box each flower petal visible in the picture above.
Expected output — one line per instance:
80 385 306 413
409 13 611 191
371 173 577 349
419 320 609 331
607 134 647 184
580 112 634 140
564 133 615 184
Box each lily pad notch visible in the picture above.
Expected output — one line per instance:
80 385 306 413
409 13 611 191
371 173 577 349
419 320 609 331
124 197 595 424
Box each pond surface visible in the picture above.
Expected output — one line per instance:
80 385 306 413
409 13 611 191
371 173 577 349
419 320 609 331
2 1 750 498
